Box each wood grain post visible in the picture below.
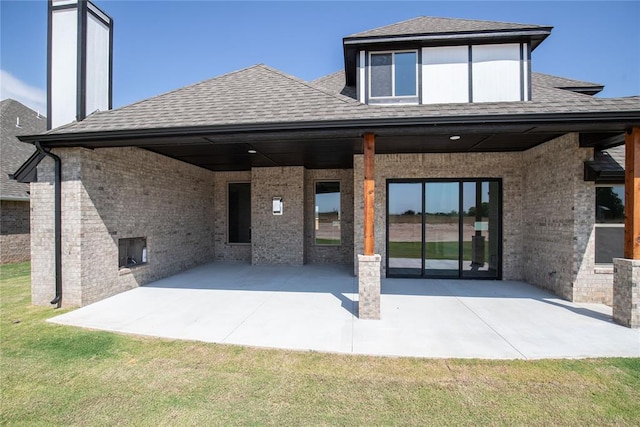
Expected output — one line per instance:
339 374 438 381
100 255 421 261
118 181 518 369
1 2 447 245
363 133 375 256
359 132 380 319
624 127 640 260
613 127 640 328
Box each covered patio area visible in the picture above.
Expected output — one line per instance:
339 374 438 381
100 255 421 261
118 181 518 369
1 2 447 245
49 263 640 359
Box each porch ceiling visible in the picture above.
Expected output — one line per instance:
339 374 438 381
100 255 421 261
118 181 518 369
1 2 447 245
142 126 622 171
21 118 633 171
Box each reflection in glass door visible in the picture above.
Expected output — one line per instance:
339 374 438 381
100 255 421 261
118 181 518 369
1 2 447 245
388 183 423 276
424 182 459 277
387 179 501 279
462 181 500 278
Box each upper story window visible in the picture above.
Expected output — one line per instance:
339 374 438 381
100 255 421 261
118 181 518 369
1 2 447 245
358 43 530 105
369 51 418 101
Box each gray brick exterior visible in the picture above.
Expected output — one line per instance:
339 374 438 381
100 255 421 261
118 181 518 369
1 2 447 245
613 258 640 328
29 133 616 308
358 254 381 319
352 134 612 304
0 200 31 264
31 147 216 307
354 150 524 279
251 167 305 265
521 134 608 302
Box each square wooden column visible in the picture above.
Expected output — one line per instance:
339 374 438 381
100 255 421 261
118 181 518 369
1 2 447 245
624 127 640 259
358 132 381 319
613 127 640 328
364 133 375 255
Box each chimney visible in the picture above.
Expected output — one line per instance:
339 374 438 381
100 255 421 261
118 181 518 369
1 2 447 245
48 0 113 130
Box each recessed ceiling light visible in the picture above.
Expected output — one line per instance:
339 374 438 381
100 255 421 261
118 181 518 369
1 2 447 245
248 149 257 154
449 135 461 141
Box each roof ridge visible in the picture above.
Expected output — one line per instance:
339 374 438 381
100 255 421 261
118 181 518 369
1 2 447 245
417 15 547 29
347 15 550 38
259 65 358 105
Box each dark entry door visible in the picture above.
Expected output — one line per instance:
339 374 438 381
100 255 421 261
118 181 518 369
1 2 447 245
387 179 501 279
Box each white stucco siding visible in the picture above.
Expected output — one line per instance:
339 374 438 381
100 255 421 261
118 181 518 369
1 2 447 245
472 43 521 103
51 8 78 129
422 46 469 104
85 13 110 115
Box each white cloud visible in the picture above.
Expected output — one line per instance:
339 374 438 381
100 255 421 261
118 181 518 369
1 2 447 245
0 69 46 115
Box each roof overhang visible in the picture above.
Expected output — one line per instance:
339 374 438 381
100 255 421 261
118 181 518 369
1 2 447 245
17 112 639 172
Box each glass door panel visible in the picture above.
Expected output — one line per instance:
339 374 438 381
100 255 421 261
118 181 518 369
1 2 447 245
388 183 422 276
424 182 459 277
462 181 500 278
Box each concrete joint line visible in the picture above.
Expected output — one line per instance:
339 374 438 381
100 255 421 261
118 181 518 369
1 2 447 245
454 296 528 360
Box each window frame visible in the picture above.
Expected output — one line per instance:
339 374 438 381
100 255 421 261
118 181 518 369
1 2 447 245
314 180 342 246
368 50 419 101
227 181 251 245
594 184 625 265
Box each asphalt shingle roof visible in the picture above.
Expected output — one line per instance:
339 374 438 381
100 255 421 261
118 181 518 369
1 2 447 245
43 65 639 137
49 65 363 134
346 16 550 39
532 73 603 90
1 99 45 199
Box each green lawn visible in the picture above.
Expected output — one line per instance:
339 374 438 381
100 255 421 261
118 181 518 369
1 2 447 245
2 262 640 425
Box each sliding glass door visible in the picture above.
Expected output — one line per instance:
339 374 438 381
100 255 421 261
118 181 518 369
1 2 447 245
424 182 460 277
387 179 501 279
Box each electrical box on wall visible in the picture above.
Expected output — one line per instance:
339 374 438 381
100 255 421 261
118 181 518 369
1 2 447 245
272 197 283 215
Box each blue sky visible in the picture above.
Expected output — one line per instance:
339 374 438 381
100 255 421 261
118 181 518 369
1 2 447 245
1 0 639 114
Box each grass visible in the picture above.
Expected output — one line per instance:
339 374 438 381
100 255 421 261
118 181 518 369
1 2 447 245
2 262 640 425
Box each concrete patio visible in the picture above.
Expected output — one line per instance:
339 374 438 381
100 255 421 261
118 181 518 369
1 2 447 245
49 262 640 359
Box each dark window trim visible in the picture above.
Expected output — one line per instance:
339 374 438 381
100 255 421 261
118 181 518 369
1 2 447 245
314 180 342 247
227 181 251 245
368 49 419 100
386 178 503 280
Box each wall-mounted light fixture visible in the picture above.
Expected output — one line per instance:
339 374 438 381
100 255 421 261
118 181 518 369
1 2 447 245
272 197 283 215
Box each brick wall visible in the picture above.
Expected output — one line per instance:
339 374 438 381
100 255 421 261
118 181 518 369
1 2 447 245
251 166 304 265
353 151 524 279
304 169 354 265
0 200 30 263
31 147 216 307
521 134 601 301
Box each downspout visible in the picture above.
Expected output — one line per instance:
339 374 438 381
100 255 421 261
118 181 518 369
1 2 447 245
35 142 62 308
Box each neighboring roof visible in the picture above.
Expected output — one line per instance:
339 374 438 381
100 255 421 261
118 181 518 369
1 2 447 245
585 145 625 183
0 99 45 200
532 73 604 96
346 16 551 39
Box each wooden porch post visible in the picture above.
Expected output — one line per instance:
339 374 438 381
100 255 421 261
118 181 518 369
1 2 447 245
358 132 381 319
624 127 640 259
363 132 375 255
613 126 640 328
